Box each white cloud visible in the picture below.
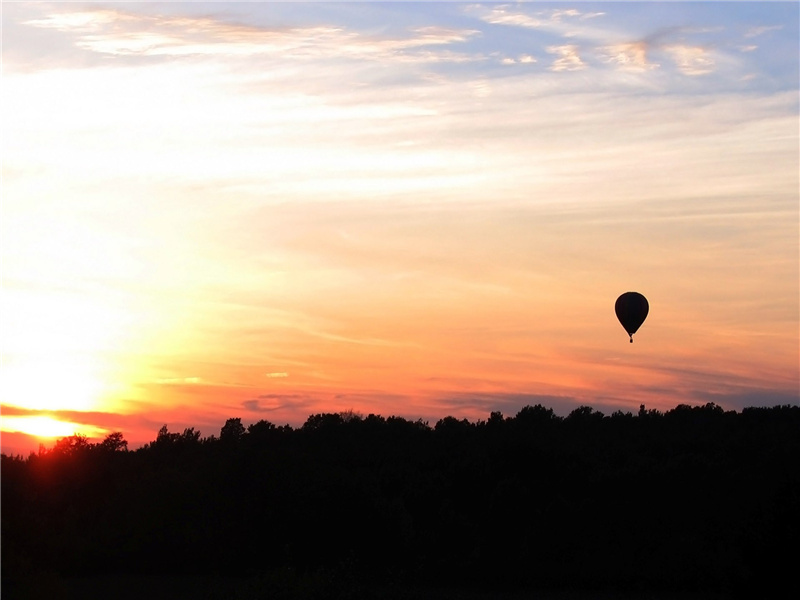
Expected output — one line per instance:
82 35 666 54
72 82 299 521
599 42 658 71
551 9 582 21
665 44 715 75
24 9 123 32
473 4 611 46
477 6 604 29
500 54 537 65
547 44 586 71
478 6 544 29
156 377 203 385
23 7 480 63
744 24 783 38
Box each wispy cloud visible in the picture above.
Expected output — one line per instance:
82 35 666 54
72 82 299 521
244 394 317 413
664 44 716 75
745 24 783 38
475 5 543 29
469 5 739 77
599 42 658 71
476 5 604 30
155 377 204 385
24 7 481 64
0 404 162 439
500 53 537 65
547 44 586 71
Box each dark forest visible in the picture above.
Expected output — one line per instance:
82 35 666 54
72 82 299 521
2 403 799 599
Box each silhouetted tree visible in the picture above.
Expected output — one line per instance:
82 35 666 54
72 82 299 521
220 417 246 443
247 419 276 436
566 404 605 423
48 433 91 456
99 431 128 452
515 403 558 426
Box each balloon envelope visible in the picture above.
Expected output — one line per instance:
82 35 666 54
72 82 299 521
615 292 649 342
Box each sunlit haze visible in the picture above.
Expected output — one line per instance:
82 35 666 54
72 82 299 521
2 1 798 455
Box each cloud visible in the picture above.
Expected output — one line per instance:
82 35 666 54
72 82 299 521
551 9 605 23
476 5 543 29
243 391 424 419
470 5 730 78
476 5 603 29
406 25 479 47
744 24 783 38
26 9 343 57
22 7 481 64
547 45 586 71
0 404 156 435
154 377 203 385
500 54 537 65
664 44 715 75
244 394 317 412
599 41 658 71
24 9 122 32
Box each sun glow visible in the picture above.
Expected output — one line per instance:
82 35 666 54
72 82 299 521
1 354 113 412
1 264 151 414
0 415 104 439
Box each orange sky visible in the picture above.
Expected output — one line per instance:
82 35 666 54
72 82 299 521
2 2 798 455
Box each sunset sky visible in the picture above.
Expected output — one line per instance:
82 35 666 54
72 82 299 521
2 1 798 455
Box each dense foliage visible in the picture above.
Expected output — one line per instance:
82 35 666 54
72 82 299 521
3 403 799 599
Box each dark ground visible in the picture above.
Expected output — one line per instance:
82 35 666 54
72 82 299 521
6 573 729 600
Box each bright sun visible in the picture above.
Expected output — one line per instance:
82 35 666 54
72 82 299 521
2 355 110 412
0 280 142 445
1 415 99 439
1 356 114 439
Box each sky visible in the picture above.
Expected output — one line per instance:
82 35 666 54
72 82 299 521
2 1 798 455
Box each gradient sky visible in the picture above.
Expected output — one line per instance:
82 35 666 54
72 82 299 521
2 1 798 455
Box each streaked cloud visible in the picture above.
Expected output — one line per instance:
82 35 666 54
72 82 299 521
665 44 716 75
476 5 604 30
0 404 155 438
599 41 658 71
500 54 537 65
244 394 317 413
155 377 204 385
23 7 481 64
477 5 545 29
467 5 788 80
547 44 586 71
745 24 783 38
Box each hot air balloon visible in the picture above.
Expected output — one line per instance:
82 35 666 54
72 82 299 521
615 292 649 343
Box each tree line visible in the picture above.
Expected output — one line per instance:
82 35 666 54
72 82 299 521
2 403 799 599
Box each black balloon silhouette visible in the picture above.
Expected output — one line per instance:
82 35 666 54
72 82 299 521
615 292 649 343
